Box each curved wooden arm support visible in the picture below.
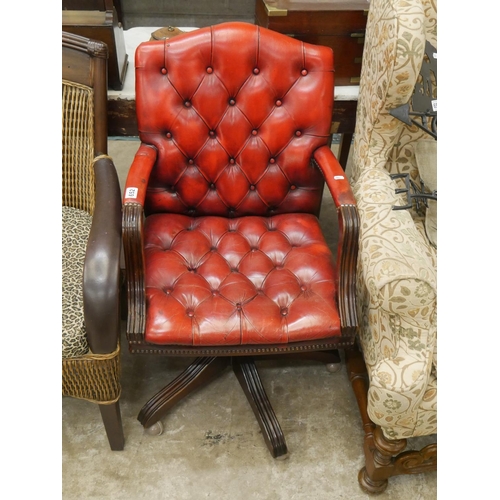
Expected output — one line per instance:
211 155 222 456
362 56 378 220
312 147 359 337
83 156 122 353
337 204 359 337
122 144 157 338
123 202 146 337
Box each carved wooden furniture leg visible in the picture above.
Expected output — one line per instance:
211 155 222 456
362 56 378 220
99 401 125 451
346 345 403 493
138 356 230 430
232 357 288 459
345 346 437 494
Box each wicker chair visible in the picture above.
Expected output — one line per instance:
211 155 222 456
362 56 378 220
62 31 124 450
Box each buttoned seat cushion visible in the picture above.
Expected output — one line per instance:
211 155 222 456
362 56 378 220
144 212 341 346
62 206 92 359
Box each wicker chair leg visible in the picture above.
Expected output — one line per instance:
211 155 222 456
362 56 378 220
99 401 125 450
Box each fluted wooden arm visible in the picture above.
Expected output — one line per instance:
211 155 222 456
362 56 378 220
312 146 359 336
83 155 122 353
122 144 158 337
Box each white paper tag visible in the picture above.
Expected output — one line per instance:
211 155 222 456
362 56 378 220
334 175 345 180
431 100 437 112
126 187 139 199
433 52 437 59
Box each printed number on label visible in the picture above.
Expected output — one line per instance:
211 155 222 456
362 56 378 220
126 187 139 199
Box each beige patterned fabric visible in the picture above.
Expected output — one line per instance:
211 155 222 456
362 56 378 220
62 206 92 359
350 0 437 440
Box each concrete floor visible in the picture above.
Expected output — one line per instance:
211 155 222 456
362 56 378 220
61 140 437 499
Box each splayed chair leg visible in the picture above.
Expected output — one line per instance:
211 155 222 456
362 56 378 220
232 357 288 460
138 356 230 430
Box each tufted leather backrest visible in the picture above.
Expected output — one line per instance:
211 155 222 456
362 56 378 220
135 22 334 218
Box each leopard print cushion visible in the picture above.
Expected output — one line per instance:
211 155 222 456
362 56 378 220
62 206 92 359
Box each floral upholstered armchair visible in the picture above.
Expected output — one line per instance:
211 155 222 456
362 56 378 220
345 0 437 493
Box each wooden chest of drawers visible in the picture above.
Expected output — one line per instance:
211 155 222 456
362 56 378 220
255 0 369 86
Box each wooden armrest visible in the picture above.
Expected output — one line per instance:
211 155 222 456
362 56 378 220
122 143 158 336
83 155 122 353
312 146 359 336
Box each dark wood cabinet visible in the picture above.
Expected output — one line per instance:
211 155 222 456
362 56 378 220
62 0 128 90
255 0 369 86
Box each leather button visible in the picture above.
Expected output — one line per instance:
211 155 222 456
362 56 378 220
250 185 256 191
188 159 194 165
290 185 297 190
206 67 213 74
229 158 236 164
253 68 260 74
301 69 308 76
269 158 276 164
161 67 167 75
187 310 194 317
301 285 307 292
236 303 242 310
229 98 236 106
209 130 216 137
251 129 258 136
166 132 172 139
295 130 302 137
210 183 216 190
184 101 191 107
281 307 288 316
275 99 282 107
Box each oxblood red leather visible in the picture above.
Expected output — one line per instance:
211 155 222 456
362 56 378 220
126 22 334 218
144 213 339 345
123 22 356 348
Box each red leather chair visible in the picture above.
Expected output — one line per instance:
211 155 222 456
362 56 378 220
122 22 359 458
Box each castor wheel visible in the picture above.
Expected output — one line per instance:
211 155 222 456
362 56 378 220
326 362 342 373
144 421 164 436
